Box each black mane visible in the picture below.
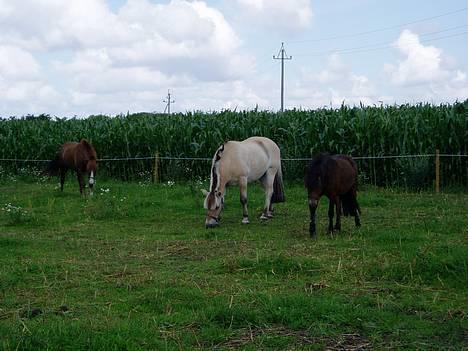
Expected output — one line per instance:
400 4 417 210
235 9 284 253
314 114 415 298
304 153 331 189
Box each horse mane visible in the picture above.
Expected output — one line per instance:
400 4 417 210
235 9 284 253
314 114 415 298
305 153 331 189
80 139 97 160
309 153 331 168
210 143 225 193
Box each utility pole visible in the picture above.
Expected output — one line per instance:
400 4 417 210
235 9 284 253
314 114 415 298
163 90 175 114
273 42 292 112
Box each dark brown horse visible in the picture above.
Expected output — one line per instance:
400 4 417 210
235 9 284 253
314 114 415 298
47 140 97 195
305 153 360 238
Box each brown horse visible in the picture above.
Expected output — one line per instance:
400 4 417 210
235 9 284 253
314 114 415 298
305 153 360 238
47 139 97 195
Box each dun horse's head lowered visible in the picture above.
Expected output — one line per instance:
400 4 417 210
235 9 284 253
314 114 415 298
202 189 224 228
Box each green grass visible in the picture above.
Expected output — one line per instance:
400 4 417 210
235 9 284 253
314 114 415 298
0 179 467 350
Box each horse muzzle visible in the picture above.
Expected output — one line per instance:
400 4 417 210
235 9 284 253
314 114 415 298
205 216 219 228
308 198 318 208
89 170 95 186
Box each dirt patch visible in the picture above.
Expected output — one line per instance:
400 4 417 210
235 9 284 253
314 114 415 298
215 326 371 350
153 240 253 262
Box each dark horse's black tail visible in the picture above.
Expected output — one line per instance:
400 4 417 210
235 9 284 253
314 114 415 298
46 153 61 176
271 167 285 203
341 188 360 216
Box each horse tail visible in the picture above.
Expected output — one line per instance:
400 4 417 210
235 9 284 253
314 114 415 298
341 188 360 216
46 153 61 176
271 166 285 203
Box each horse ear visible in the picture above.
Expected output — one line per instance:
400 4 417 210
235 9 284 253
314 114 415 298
201 189 209 197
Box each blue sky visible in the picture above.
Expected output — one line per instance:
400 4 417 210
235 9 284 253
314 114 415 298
1 0 467 117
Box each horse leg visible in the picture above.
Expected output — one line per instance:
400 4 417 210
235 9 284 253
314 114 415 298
76 171 85 195
352 189 361 228
327 198 335 234
354 197 361 227
308 198 318 238
260 169 275 220
334 196 342 232
355 213 361 227
267 170 276 215
239 176 249 224
60 168 67 191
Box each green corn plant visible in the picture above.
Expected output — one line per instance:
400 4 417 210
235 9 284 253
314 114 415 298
0 102 466 187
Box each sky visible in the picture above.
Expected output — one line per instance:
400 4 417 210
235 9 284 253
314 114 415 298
1 0 467 117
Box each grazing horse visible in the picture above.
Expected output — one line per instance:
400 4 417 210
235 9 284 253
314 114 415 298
305 153 360 238
47 139 97 195
202 136 285 228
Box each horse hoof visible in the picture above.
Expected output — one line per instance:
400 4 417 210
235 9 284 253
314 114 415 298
241 218 250 225
260 214 269 220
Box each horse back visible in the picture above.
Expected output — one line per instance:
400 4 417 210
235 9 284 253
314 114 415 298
328 155 358 194
59 140 97 171
59 142 79 168
219 137 280 182
306 154 357 196
242 137 280 163
240 137 280 176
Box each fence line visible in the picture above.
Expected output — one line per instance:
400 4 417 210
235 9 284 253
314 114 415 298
0 154 466 163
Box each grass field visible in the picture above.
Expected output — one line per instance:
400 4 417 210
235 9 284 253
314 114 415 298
0 178 467 350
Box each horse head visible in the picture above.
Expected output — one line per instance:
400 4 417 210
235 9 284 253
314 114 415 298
86 158 97 194
307 175 322 206
202 189 224 228
80 139 97 195
305 154 328 205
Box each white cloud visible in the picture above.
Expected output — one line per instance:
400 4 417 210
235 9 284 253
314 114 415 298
0 2 466 117
0 45 61 116
291 54 378 108
0 0 257 116
316 53 348 84
0 0 128 50
235 0 313 31
384 29 448 85
384 29 468 102
0 45 41 79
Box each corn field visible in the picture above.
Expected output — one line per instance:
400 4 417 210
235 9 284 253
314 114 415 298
0 102 466 188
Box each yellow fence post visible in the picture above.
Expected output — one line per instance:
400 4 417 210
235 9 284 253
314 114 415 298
153 152 160 183
435 149 440 193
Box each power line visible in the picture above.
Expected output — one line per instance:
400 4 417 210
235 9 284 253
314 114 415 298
163 90 175 114
294 29 468 58
273 42 292 112
287 7 468 44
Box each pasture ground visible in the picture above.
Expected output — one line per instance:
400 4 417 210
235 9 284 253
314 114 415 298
0 179 466 350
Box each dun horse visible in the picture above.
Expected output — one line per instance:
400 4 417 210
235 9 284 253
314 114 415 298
47 139 97 195
305 153 360 238
203 136 285 228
